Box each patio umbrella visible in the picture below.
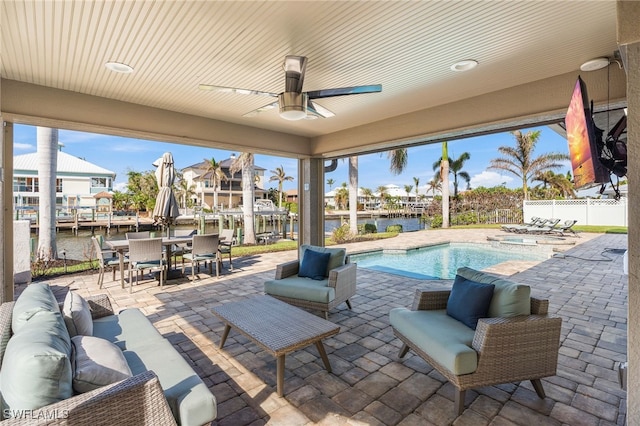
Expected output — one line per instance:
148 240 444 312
152 152 180 237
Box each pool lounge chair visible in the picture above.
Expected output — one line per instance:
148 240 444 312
510 218 549 233
501 216 541 232
549 219 579 237
520 218 561 234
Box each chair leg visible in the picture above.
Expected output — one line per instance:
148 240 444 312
398 344 410 358
323 311 329 320
454 389 466 416
531 379 546 399
345 299 352 310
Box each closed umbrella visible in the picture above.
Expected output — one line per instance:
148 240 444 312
152 152 180 237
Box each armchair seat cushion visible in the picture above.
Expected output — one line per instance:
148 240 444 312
92 308 165 351
264 276 335 303
389 308 477 375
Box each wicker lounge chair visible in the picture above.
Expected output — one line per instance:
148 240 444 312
520 218 561 234
549 219 579 236
390 267 562 416
500 216 541 232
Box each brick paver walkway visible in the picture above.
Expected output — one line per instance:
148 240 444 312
30 229 626 425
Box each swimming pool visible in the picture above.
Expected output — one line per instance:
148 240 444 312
350 243 547 279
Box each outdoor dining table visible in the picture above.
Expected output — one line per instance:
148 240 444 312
105 236 194 287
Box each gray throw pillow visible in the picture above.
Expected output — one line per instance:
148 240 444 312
71 335 132 393
63 291 93 337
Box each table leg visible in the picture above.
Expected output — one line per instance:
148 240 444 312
165 244 172 280
219 325 231 349
315 341 332 373
276 355 285 397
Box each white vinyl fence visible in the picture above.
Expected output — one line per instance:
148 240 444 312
523 198 628 227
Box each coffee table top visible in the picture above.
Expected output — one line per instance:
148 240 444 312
212 295 340 356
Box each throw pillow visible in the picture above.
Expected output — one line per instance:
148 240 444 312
0 311 73 412
71 335 132 393
12 283 60 333
446 276 495 330
63 291 93 337
298 249 331 280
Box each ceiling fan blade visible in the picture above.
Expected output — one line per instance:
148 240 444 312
199 84 278 98
283 55 307 93
306 84 382 99
307 100 335 118
242 100 279 118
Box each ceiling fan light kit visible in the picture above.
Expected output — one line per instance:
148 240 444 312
199 55 381 121
278 93 308 120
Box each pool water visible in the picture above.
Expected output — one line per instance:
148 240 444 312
351 243 547 279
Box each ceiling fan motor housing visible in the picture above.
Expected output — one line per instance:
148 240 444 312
278 92 308 120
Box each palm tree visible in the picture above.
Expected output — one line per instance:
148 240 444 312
361 187 374 209
326 178 335 191
334 182 349 210
404 184 413 205
440 142 450 228
489 130 569 200
426 177 441 196
432 151 471 197
388 148 408 175
269 165 294 208
36 127 58 261
413 177 420 202
348 157 358 234
202 157 227 210
533 170 575 198
176 177 196 213
230 153 256 244
375 185 388 209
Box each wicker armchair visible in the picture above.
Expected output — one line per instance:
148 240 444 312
127 238 166 292
264 245 357 320
392 288 561 416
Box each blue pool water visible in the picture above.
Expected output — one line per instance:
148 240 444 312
351 243 547 279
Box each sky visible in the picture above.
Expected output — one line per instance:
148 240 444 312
12 123 572 194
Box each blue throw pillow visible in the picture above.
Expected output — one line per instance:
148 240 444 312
298 249 331 280
446 276 495 330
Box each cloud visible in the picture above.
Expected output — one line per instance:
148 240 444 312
113 182 128 192
14 143 34 151
470 171 514 188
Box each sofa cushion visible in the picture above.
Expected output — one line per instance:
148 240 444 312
455 267 499 285
298 249 331 280
389 308 477 375
300 245 346 274
92 308 165 351
12 283 60 333
63 291 93 337
264 276 335 303
0 311 73 412
447 277 495 330
124 339 217 426
488 278 531 317
71 335 132 393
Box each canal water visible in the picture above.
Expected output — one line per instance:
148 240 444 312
36 217 424 260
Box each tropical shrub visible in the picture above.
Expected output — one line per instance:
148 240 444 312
331 223 354 243
358 223 377 234
385 224 403 233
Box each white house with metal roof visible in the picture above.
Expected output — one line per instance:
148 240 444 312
13 150 116 214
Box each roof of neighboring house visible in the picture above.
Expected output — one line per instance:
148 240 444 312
285 189 298 196
183 157 266 172
14 151 115 176
93 191 113 198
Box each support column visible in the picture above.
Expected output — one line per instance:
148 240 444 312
1 121 14 302
617 1 640 422
298 158 324 247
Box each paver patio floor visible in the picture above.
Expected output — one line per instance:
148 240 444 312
30 229 627 425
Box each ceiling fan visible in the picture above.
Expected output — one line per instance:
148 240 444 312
199 55 382 121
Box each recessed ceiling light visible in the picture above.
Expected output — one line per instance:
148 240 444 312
580 57 609 72
105 61 134 74
450 60 478 72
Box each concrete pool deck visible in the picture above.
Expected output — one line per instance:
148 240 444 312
23 228 625 425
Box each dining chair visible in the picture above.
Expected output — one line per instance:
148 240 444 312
91 236 128 288
125 231 151 240
171 229 197 267
182 234 220 280
218 229 236 271
127 238 166 292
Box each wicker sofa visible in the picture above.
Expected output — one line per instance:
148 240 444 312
264 244 357 319
390 267 562 416
0 283 216 425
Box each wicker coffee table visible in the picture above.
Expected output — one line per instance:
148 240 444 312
212 295 340 396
